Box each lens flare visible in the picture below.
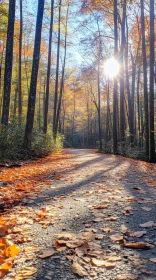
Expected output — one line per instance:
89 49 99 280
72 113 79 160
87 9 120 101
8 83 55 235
104 58 120 78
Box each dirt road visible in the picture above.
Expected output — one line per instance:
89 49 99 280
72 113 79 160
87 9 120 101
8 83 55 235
4 149 156 280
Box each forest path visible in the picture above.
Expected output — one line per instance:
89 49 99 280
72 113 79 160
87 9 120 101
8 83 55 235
3 149 156 280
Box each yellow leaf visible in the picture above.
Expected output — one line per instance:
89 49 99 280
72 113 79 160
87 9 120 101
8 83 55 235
4 244 20 258
1 262 12 270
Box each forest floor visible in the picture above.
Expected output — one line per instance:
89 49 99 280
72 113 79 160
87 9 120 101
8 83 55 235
0 149 156 280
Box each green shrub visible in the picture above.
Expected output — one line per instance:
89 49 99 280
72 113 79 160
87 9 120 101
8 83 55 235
32 128 63 156
0 120 63 161
0 120 25 160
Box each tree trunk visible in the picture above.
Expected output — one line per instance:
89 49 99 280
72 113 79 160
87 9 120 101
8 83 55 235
53 0 62 139
55 2 69 135
1 0 16 125
24 0 45 150
140 0 149 157
13 88 18 119
18 0 23 120
149 0 155 162
131 54 136 136
137 67 141 146
43 0 54 133
113 0 118 154
97 17 102 151
119 0 126 142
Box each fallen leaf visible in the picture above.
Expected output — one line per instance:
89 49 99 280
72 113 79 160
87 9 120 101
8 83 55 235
139 221 154 228
107 256 122 262
131 231 147 238
14 267 37 279
101 227 114 233
110 234 123 242
91 258 116 268
66 240 84 249
55 233 76 240
149 258 156 263
4 244 20 258
72 262 88 276
93 205 108 209
91 258 106 267
124 241 154 249
116 274 139 280
24 247 40 253
54 240 67 249
105 217 119 221
39 249 56 258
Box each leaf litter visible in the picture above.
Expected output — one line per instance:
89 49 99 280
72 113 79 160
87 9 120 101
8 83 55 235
0 150 156 279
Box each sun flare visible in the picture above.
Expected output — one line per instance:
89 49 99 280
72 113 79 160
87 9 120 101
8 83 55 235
104 58 120 78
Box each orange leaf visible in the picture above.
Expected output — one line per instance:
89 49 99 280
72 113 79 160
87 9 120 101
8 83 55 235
4 244 20 258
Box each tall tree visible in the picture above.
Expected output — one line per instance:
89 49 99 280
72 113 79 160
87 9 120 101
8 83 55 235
43 0 54 133
140 0 149 157
149 0 155 162
97 17 102 151
119 0 126 142
24 0 45 149
18 0 23 119
113 0 118 154
53 0 62 139
55 1 70 135
1 0 16 125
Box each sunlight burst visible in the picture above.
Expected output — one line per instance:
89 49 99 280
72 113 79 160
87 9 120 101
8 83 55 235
104 58 120 78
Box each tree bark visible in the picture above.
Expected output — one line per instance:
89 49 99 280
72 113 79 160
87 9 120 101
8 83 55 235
140 0 149 157
113 0 118 154
43 0 54 133
53 0 62 139
18 0 23 120
24 0 45 150
55 1 69 135
149 0 155 162
119 0 126 142
1 0 16 125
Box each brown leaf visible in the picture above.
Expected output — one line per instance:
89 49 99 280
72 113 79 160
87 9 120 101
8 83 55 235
75 243 89 257
105 217 119 221
54 240 67 249
124 241 154 249
139 221 154 228
149 258 156 263
39 249 56 258
107 256 122 262
91 258 116 268
110 234 123 242
0 226 8 237
66 240 84 249
72 262 88 276
131 231 147 238
24 247 40 253
101 227 114 233
91 258 106 267
14 267 37 279
95 234 104 240
55 233 76 240
93 205 108 209
116 274 139 280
